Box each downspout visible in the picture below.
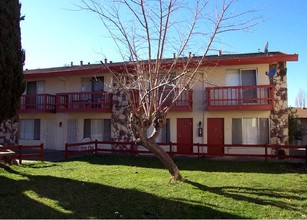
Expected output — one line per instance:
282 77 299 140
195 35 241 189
202 71 206 146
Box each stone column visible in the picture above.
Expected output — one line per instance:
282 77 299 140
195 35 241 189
0 116 19 146
269 62 289 146
111 89 134 143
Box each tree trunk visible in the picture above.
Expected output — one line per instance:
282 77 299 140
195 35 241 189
140 137 183 181
129 113 183 181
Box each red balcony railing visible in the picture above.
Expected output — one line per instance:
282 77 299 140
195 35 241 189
206 85 274 111
129 89 193 111
19 94 56 113
161 89 193 111
56 91 113 113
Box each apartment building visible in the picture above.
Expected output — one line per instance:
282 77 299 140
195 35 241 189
18 51 298 155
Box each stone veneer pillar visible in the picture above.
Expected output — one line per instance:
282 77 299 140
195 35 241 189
269 62 289 145
111 89 134 144
0 116 19 146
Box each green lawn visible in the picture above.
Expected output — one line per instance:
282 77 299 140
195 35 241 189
0 155 307 219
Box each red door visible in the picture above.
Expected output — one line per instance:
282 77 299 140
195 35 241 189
207 118 224 155
177 118 193 154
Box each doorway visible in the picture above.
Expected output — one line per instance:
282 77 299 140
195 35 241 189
207 118 224 155
177 118 193 154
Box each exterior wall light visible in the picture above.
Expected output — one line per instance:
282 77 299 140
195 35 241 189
198 121 203 137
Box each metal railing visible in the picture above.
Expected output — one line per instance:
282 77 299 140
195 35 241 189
56 91 113 113
206 85 274 111
65 140 307 162
19 94 56 113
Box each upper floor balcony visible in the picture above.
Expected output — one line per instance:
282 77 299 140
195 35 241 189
205 85 274 111
162 89 193 111
18 89 192 114
130 89 193 111
56 91 113 113
19 94 56 113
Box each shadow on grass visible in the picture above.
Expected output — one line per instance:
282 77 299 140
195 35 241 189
68 154 307 174
24 163 59 169
184 180 307 216
0 166 242 219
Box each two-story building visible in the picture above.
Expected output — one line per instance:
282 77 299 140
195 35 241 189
18 51 298 155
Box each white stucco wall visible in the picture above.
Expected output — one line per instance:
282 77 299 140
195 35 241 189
20 63 273 152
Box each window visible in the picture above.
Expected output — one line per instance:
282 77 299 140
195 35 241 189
149 119 170 143
26 81 45 109
26 81 45 94
159 73 177 108
84 119 111 141
226 69 257 104
226 69 257 87
19 119 40 140
81 77 105 107
81 77 104 92
146 119 171 143
232 118 269 144
161 119 170 143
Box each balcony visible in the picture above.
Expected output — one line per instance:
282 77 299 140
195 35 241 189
161 89 193 111
206 85 274 111
56 91 113 113
19 94 56 113
129 89 193 111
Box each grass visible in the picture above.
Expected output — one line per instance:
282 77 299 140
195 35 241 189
0 155 307 219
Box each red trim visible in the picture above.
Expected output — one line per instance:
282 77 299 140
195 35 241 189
64 140 307 161
162 89 193 112
200 53 298 67
25 67 106 80
0 144 44 164
19 94 56 113
56 91 113 113
206 85 274 111
24 52 298 79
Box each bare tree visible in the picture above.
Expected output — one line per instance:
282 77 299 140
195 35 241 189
295 89 306 108
80 0 260 181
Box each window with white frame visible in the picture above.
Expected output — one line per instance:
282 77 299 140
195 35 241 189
19 119 40 140
232 118 269 144
83 119 111 141
226 69 257 87
225 69 258 104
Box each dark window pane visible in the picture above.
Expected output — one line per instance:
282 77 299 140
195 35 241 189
34 119 40 140
259 118 269 144
232 118 242 144
84 119 91 139
103 119 111 141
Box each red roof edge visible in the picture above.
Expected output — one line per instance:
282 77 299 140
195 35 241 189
24 52 298 80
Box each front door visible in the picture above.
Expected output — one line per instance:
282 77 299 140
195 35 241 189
45 119 56 150
207 118 224 155
67 119 78 143
177 118 193 154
